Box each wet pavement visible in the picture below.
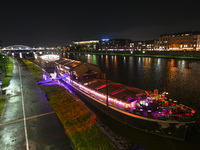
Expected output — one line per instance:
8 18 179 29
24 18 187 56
0 58 74 150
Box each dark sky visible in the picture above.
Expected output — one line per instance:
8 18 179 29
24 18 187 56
1 0 200 47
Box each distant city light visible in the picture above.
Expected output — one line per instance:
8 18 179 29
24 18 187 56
102 39 109 42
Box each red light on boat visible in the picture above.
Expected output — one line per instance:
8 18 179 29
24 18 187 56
191 110 195 114
94 115 97 120
186 113 190 116
164 103 168 107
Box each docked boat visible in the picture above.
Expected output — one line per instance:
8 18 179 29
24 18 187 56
53 58 196 140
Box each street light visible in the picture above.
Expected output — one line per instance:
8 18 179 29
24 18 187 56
106 72 109 116
0 81 2 96
2 56 6 76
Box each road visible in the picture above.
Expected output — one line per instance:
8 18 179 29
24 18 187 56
0 58 74 150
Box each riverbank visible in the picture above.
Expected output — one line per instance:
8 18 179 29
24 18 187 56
0 97 6 118
40 84 117 150
22 59 44 81
65 51 200 60
0 53 13 118
0 53 13 88
22 59 118 150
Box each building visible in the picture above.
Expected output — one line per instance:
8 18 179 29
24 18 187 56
154 31 200 51
61 45 71 51
100 39 132 51
73 40 99 51
55 58 102 81
131 40 154 51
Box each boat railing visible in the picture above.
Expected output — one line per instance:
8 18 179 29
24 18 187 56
153 113 185 120
60 74 134 112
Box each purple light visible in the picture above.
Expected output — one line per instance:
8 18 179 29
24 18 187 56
43 74 47 80
43 82 58 86
127 96 135 102
57 71 132 110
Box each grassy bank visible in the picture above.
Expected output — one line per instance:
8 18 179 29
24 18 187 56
0 53 13 88
65 51 200 60
22 59 117 149
41 84 116 150
22 59 44 81
0 53 13 117
0 97 6 118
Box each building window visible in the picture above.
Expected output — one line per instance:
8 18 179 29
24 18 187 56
130 43 134 48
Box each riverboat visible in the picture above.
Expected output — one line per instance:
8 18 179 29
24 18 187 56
53 58 196 140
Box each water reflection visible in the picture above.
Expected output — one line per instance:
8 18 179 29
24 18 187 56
125 57 133 85
138 57 141 65
170 59 174 67
105 55 109 70
86 54 93 64
113 55 118 80
144 57 148 67
92 55 97 65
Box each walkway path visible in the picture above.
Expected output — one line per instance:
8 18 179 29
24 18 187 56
0 58 74 150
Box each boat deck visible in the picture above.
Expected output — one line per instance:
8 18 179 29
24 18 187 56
81 78 143 102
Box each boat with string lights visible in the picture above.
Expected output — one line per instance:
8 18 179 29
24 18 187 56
52 58 196 141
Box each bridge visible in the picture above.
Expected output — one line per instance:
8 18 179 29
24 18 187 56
2 45 33 50
0 45 61 55
1 45 62 51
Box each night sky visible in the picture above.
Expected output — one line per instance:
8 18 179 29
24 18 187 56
1 0 200 47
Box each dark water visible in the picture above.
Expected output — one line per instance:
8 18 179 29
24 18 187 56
64 53 200 150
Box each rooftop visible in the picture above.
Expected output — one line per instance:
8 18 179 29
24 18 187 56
160 31 200 37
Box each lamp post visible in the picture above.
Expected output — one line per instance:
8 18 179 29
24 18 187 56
3 56 6 77
106 72 109 116
0 81 2 96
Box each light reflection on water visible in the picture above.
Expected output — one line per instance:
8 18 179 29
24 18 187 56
66 53 200 111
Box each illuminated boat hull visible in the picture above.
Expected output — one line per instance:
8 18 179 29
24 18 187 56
59 78 195 141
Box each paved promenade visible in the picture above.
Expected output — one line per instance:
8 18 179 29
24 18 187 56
0 58 73 150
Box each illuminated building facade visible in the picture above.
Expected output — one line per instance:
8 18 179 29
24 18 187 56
100 39 132 51
154 31 200 51
133 40 154 51
73 40 99 51
61 45 71 51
